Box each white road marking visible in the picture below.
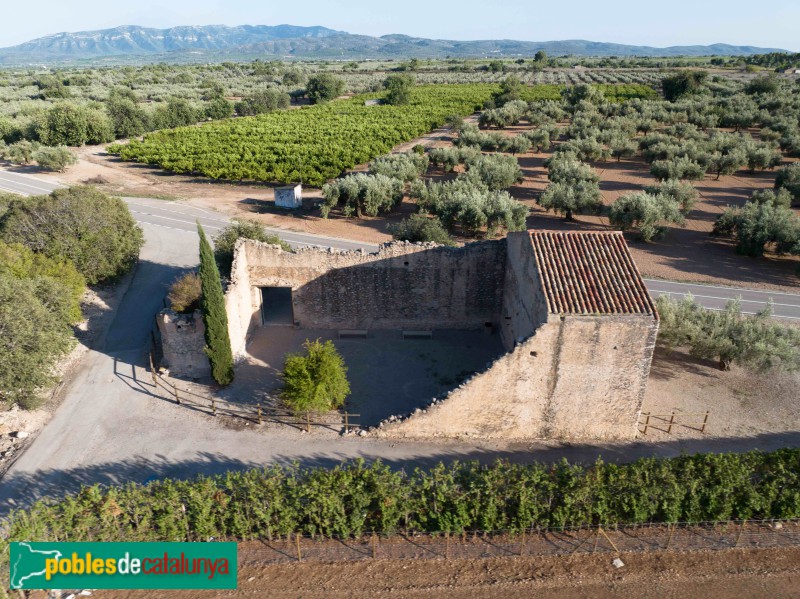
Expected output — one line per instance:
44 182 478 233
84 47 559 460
0 175 59 195
650 290 799 309
644 279 800 299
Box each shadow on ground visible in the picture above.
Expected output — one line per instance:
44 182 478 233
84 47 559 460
227 327 505 426
3 431 800 518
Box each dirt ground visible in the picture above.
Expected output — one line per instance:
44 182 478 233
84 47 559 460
46 546 800 599
640 347 800 439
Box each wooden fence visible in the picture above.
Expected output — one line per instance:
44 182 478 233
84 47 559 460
148 351 359 434
638 411 710 435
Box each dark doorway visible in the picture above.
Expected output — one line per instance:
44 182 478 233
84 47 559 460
260 287 294 325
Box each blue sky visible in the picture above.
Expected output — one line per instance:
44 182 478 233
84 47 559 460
1 0 797 51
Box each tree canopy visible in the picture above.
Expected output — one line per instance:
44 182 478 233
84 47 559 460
0 186 144 285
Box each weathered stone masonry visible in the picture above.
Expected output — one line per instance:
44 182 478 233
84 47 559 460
223 231 659 441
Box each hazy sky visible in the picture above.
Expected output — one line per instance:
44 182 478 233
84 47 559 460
1 0 797 51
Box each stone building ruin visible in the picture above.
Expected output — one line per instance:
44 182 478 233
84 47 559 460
222 230 659 440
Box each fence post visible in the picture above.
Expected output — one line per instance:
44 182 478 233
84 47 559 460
211 397 216 416
445 532 450 560
593 527 600 553
642 413 650 435
149 351 157 385
519 528 526 557
735 519 747 548
372 533 378 559
306 411 311 433
666 523 676 550
701 411 709 433
598 526 620 554
667 411 675 434
174 385 181 405
344 412 349 434
296 533 302 562
257 403 262 425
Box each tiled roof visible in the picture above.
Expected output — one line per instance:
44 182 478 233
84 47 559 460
530 231 657 317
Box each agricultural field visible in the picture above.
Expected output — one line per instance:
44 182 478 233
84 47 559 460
107 83 656 185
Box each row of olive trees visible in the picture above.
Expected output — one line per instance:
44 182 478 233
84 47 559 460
657 295 800 372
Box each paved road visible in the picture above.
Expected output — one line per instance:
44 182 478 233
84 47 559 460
0 169 377 252
644 279 800 321
0 169 62 195
124 196 379 252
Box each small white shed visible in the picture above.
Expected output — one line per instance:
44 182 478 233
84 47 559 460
275 184 302 209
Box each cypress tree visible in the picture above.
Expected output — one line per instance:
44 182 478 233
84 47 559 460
197 223 234 385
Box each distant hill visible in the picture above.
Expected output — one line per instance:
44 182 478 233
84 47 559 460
0 24 787 64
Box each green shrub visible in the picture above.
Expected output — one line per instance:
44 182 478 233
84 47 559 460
383 74 415 106
213 220 292 277
0 241 85 324
282 339 350 413
168 272 202 313
306 74 345 104
32 145 77 172
0 274 75 409
388 214 455 245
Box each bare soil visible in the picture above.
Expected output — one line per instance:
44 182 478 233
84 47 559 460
640 347 800 439
55 546 800 599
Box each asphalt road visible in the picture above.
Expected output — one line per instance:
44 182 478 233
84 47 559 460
644 279 800 321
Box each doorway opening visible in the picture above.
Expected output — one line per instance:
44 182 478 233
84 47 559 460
260 287 294 325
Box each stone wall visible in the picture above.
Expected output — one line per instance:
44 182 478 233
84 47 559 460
499 231 549 350
225 235 659 441
377 313 658 440
156 310 211 378
225 239 507 341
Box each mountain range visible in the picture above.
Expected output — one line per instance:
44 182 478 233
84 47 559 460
0 24 786 65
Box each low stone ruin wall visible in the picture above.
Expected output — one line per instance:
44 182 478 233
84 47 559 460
156 309 210 378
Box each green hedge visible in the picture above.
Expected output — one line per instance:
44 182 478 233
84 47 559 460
4 450 800 548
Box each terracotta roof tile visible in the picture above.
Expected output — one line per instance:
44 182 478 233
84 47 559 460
530 231 657 317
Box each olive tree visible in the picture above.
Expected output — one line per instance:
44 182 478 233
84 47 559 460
712 200 800 257
656 295 800 372
609 191 685 241
321 173 404 218
32 146 77 172
306 74 345 104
